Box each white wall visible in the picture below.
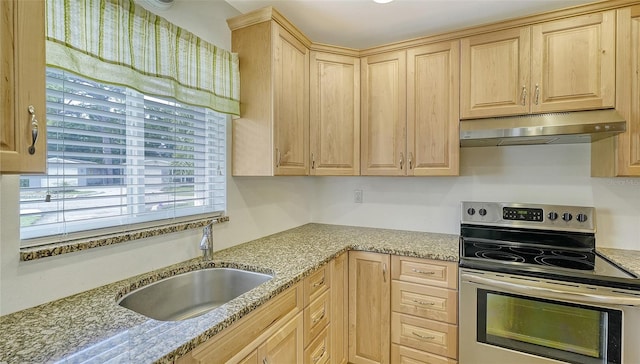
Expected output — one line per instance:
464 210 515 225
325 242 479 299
2 0 640 316
312 144 640 250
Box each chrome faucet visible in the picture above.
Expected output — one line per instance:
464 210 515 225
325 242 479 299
199 223 214 261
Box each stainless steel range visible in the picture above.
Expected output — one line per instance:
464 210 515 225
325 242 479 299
459 201 640 364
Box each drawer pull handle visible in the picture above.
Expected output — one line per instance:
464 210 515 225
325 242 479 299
312 309 326 324
312 346 326 363
263 358 268 364
412 331 436 340
312 277 325 287
28 105 39 155
412 299 436 306
412 269 435 275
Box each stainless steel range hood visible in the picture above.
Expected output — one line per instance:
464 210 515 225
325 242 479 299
459 109 626 147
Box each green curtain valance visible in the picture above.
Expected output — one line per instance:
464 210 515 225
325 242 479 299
45 0 240 115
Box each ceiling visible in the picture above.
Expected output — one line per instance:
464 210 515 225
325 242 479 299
224 0 601 49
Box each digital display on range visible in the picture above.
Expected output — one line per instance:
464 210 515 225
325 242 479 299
503 207 543 221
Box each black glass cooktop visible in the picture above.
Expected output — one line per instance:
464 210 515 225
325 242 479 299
465 240 596 271
459 224 638 290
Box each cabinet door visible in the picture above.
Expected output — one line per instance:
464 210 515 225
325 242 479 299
331 253 348 364
310 51 360 176
1 0 46 174
460 27 530 119
361 51 406 176
273 23 309 176
407 41 459 177
592 6 640 177
231 21 274 176
617 5 640 176
349 251 391 364
236 350 259 364
259 313 304 364
531 11 615 113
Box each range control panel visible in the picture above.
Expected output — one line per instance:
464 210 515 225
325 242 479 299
503 207 543 222
461 201 596 233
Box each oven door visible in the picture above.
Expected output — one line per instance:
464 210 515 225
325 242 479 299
460 269 640 364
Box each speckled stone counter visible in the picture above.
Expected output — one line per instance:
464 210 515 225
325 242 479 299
0 223 459 364
598 247 640 277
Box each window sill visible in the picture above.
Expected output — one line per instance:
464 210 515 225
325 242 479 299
19 216 230 262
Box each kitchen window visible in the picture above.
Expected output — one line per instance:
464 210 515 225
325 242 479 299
19 68 226 242
19 0 239 246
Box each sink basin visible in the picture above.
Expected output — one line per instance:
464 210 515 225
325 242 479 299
118 268 273 321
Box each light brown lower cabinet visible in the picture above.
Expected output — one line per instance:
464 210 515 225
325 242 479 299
175 283 303 364
348 251 391 364
391 313 457 359
348 252 459 364
176 253 457 364
234 313 304 364
391 344 457 364
303 262 332 364
304 325 331 364
391 256 458 364
330 253 349 364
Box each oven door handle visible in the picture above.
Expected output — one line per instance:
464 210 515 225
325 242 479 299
461 273 640 306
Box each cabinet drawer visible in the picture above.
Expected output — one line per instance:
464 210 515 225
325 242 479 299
304 325 331 364
304 264 331 306
392 281 457 324
391 344 457 364
304 289 331 346
391 256 457 289
391 312 458 359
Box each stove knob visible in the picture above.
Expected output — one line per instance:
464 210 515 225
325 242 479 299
577 213 588 223
548 212 558 221
467 208 476 216
562 212 573 222
479 208 487 216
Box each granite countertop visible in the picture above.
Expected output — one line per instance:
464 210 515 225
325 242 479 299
0 223 460 364
598 247 640 277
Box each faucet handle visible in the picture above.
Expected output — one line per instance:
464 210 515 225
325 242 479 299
200 223 214 261
199 235 209 251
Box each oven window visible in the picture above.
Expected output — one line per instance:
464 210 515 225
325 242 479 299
477 289 622 364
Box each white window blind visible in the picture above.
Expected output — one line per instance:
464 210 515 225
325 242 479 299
19 68 226 243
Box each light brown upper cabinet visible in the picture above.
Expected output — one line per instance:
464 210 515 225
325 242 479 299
361 50 407 176
309 51 360 176
228 8 310 176
407 42 460 176
361 41 460 176
592 5 640 177
1 0 46 174
461 11 615 119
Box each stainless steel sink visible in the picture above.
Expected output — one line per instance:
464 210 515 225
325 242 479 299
117 268 273 321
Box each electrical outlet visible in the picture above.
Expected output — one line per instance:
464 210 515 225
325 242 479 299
354 189 363 203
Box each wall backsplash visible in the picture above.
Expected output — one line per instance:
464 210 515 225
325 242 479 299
311 144 640 250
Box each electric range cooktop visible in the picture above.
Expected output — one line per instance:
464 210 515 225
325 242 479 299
459 201 639 290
